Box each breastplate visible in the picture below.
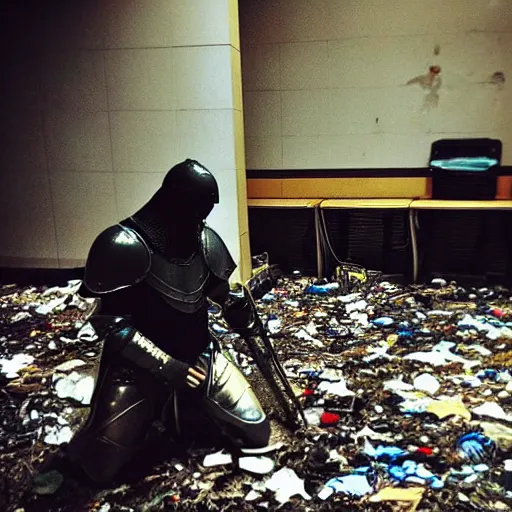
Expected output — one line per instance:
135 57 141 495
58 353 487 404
144 250 210 313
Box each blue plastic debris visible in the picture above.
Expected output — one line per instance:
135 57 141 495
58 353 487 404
476 369 499 382
326 326 350 338
457 432 496 463
212 323 228 334
397 327 414 338
373 445 408 462
372 317 394 327
306 283 340 295
388 461 444 489
320 468 374 499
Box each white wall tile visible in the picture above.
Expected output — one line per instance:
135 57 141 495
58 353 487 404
282 136 333 168
110 111 177 173
330 88 379 135
106 49 175 110
429 85 507 133
280 42 329 90
114 172 165 219
176 110 236 170
436 33 512 87
44 110 112 172
50 172 118 261
0 108 47 173
245 136 283 169
243 91 281 137
241 1 512 170
329 133 431 168
371 87 430 135
326 0 512 39
170 0 231 47
241 0 332 44
103 0 172 49
175 46 234 110
239 0 283 45
281 90 331 136
277 0 331 43
41 50 107 112
329 36 436 89
242 44 280 91
0 171 57 260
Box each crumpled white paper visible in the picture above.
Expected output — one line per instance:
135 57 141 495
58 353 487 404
265 467 311 504
53 371 95 405
0 353 35 379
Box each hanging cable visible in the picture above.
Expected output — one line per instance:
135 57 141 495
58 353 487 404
319 208 346 266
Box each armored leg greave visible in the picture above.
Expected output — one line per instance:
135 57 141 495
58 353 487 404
67 364 156 483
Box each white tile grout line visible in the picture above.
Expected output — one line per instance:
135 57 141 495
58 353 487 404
37 56 61 268
102 49 119 222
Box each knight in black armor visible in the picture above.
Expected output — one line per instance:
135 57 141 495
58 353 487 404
68 159 271 483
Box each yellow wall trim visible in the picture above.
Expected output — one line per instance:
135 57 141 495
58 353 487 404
248 177 429 199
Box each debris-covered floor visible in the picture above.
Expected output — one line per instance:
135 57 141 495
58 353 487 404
1 276 512 511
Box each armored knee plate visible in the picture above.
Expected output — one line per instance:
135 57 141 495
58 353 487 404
200 350 270 450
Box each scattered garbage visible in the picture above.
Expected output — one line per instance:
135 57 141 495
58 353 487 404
369 486 425 510
1 274 512 511
0 353 35 379
413 373 441 395
238 455 275 475
318 471 374 499
265 467 311 504
457 432 496 463
53 371 95 405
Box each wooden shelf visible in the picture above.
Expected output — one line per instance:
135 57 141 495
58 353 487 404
321 199 413 209
411 200 512 210
247 198 322 208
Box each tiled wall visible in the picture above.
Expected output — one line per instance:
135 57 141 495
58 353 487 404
240 0 512 169
0 0 251 280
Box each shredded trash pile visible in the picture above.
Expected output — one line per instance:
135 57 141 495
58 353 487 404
1 275 512 511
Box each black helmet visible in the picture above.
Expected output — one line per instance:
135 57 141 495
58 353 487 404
160 159 219 220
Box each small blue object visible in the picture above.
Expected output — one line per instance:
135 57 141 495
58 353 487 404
373 445 408 462
306 283 340 295
388 461 444 490
388 465 407 481
324 474 373 497
476 369 499 381
457 432 496 463
397 328 413 338
430 477 445 489
298 369 321 378
326 326 349 338
372 317 394 327
212 323 228 334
